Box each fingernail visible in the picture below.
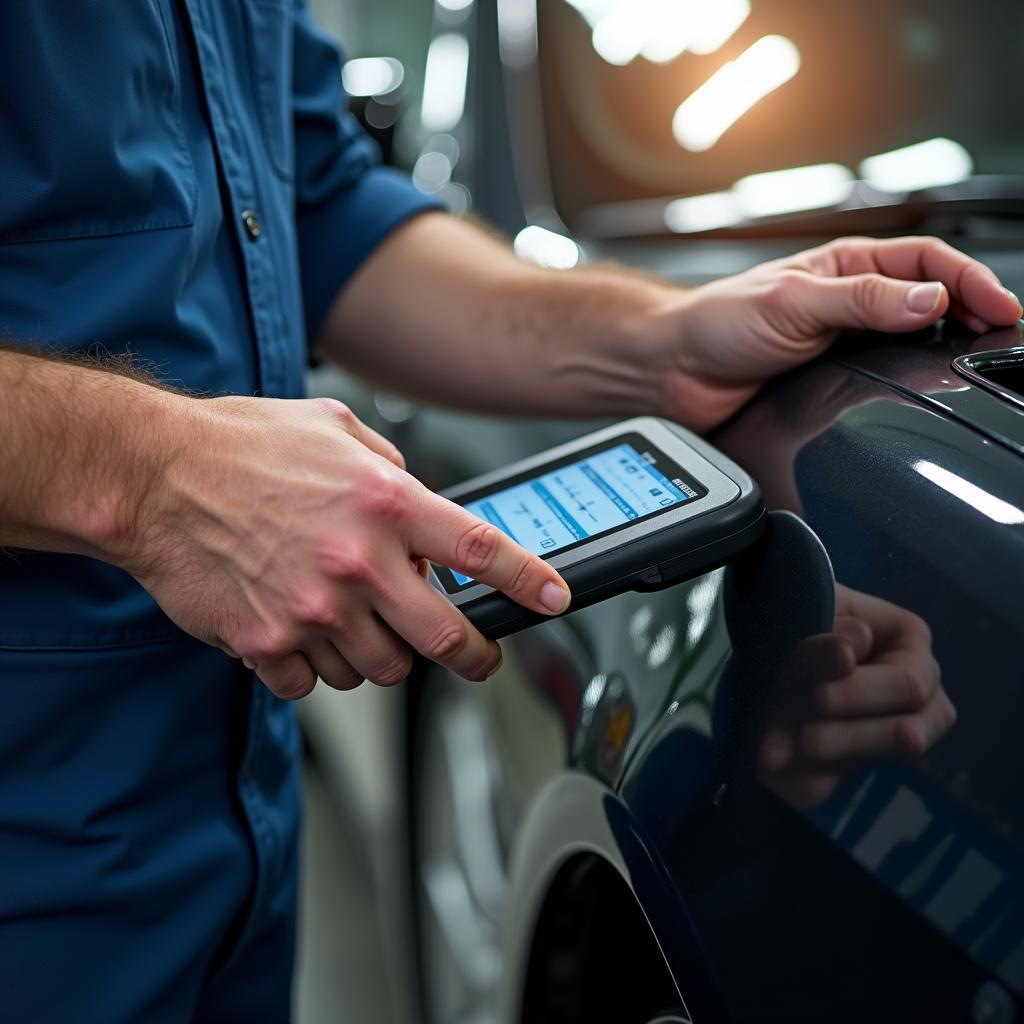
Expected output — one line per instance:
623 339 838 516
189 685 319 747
487 649 504 679
539 580 571 614
906 282 943 314
1003 287 1023 317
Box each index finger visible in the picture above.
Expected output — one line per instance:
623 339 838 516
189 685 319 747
797 236 1022 326
408 485 572 617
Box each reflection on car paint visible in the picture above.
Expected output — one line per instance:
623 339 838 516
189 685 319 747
810 762 1024 993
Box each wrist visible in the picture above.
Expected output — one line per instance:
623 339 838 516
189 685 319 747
632 285 764 434
606 283 696 420
73 381 197 570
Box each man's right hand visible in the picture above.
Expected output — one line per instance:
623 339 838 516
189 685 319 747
125 395 571 700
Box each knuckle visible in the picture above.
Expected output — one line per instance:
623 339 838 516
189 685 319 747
852 273 888 313
455 521 501 578
895 717 928 757
903 612 932 647
356 469 406 522
285 589 340 629
422 622 469 664
831 235 872 253
941 694 958 730
370 650 412 687
317 397 356 429
901 667 930 708
766 269 806 310
274 670 317 701
316 539 377 587
330 672 365 692
468 646 501 683
504 556 536 598
246 626 296 662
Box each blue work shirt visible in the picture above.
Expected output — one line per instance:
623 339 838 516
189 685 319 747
0 2 439 1019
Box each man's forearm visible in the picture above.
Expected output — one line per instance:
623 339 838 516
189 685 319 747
0 348 182 563
316 214 682 420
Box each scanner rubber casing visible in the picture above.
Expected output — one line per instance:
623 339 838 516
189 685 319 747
430 417 767 640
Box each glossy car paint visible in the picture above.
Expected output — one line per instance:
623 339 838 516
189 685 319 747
414 321 1024 1023
400 2 1024 1020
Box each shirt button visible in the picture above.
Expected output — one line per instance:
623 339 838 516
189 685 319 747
241 209 262 241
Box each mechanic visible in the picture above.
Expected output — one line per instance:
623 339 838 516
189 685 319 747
0 3 1019 1021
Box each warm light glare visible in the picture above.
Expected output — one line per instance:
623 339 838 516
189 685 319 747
914 461 1024 525
579 0 750 64
734 163 854 218
513 226 581 270
859 138 974 194
687 0 751 55
421 33 469 132
592 5 648 65
562 0 614 23
672 35 800 152
638 0 701 65
664 191 742 233
341 57 404 97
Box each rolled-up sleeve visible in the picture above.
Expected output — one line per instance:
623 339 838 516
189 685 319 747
291 2 444 338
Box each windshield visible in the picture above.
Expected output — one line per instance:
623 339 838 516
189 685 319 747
537 0 1024 230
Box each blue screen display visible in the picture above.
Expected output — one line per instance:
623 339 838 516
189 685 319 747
449 443 693 586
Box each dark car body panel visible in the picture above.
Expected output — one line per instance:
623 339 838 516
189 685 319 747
468 337 1024 1021
406 2 1024 1017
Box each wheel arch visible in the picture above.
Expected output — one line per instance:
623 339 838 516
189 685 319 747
499 771 727 1024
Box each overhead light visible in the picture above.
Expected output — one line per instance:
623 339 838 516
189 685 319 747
664 191 742 233
640 0 751 63
914 461 1024 525
859 138 973 194
341 57 405 98
424 133 461 164
687 0 751 56
592 4 647 65
672 35 801 152
561 0 615 23
412 151 454 193
733 163 854 218
580 0 749 64
637 0 704 65
421 33 470 132
497 0 538 67
513 226 581 269
437 0 474 10
439 182 472 215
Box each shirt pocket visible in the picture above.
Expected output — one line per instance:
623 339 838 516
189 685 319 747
242 0 296 181
0 1 196 244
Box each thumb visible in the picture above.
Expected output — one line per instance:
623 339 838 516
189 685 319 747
802 273 949 333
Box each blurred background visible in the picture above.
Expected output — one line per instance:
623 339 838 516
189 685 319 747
293 1 1024 1020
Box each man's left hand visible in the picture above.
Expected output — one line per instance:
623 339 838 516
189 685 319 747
653 235 1023 431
